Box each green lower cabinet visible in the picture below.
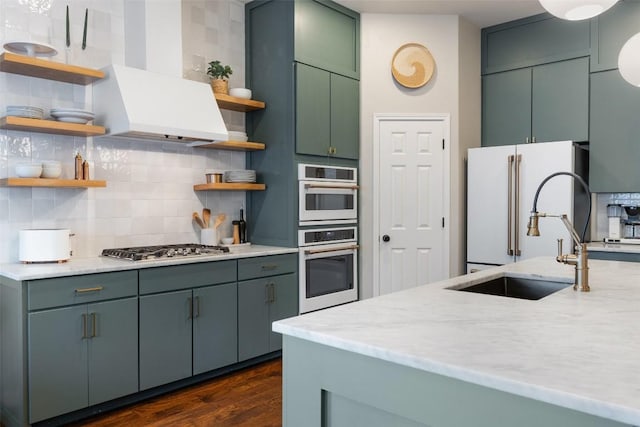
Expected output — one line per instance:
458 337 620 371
296 62 359 159
589 69 640 192
238 273 298 361
28 297 138 423
139 283 239 390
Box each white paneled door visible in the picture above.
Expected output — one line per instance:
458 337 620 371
377 117 447 295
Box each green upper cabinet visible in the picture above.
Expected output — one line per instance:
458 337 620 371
482 57 589 146
591 0 640 72
294 0 360 79
590 70 640 192
296 63 359 159
482 14 590 74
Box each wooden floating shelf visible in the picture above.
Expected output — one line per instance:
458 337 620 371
193 183 266 191
0 52 104 85
214 93 265 112
191 140 265 151
0 178 107 188
0 116 106 137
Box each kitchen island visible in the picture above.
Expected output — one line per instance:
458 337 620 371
273 258 640 427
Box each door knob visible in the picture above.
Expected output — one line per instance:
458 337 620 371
382 235 390 242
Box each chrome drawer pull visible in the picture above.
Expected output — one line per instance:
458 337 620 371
75 286 104 294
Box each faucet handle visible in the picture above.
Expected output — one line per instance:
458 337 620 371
557 238 563 257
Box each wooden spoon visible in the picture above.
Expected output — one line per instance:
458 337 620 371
213 213 226 230
202 208 211 228
193 212 206 229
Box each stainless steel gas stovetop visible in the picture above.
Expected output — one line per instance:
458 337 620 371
101 243 229 261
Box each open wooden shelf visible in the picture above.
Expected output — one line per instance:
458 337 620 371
193 182 266 191
0 178 107 188
191 140 265 151
0 52 104 85
214 93 265 112
0 116 105 137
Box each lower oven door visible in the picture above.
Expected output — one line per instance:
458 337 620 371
299 243 358 314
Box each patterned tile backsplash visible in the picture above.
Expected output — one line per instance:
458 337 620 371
0 0 249 262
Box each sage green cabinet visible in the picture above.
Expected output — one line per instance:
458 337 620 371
592 0 640 72
296 63 359 159
589 69 640 192
27 272 138 423
238 254 298 361
138 261 238 390
482 57 589 146
294 0 359 78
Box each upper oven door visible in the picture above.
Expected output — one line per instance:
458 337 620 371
299 181 358 225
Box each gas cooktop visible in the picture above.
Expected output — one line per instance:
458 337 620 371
101 243 230 261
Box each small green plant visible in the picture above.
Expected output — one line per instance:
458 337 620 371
207 60 233 80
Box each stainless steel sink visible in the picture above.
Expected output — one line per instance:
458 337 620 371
449 276 571 300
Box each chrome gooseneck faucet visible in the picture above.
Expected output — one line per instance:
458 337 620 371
526 172 591 292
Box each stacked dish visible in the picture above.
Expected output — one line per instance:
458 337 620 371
227 130 248 142
7 106 44 119
224 170 256 183
50 108 95 124
41 160 62 178
15 162 42 178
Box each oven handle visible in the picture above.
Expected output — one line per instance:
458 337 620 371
304 183 359 190
304 244 359 255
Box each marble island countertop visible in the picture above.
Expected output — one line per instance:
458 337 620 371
0 245 299 281
274 257 640 426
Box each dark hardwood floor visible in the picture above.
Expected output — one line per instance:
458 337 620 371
71 359 282 427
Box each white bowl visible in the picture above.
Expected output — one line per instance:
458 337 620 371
229 88 252 99
42 160 61 167
221 237 235 245
41 166 62 178
15 163 42 178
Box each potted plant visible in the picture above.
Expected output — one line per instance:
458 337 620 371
207 60 233 94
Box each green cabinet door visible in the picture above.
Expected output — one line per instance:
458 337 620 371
330 73 359 159
592 0 640 72
296 62 331 157
28 305 88 423
87 297 138 405
139 290 192 390
590 70 640 192
482 68 531 146
294 0 360 78
238 278 270 362
193 283 238 375
268 273 298 352
532 57 589 143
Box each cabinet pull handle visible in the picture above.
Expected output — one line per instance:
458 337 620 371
188 297 193 319
90 312 97 338
261 264 278 271
264 284 270 303
194 296 200 318
81 313 88 339
269 283 276 303
75 286 103 294
514 154 522 256
532 136 536 143
507 155 514 256
525 137 530 144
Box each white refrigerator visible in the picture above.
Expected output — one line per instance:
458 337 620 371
466 141 589 273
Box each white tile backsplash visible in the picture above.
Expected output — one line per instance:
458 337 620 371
0 0 249 262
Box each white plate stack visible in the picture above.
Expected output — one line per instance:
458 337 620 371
7 105 44 119
227 130 248 142
50 108 95 124
224 170 256 183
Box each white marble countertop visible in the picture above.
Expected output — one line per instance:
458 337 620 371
274 257 640 425
588 241 640 253
0 245 299 281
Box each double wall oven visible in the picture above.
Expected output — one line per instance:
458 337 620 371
298 164 359 314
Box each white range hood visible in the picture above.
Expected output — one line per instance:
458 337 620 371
93 64 228 144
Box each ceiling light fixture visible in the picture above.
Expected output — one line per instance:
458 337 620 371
538 0 619 20
618 33 640 87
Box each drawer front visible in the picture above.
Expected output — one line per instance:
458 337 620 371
28 271 138 311
238 254 297 281
139 260 237 295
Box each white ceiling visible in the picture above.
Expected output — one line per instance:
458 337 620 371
332 0 546 28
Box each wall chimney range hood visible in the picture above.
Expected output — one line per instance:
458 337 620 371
93 64 228 145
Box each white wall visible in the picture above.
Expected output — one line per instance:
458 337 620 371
0 0 247 262
359 13 481 299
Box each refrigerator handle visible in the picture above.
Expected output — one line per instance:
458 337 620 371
507 155 514 256
514 154 522 256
